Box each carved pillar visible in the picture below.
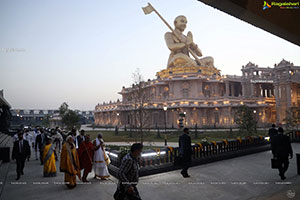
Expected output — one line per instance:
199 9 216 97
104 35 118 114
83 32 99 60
225 81 230 97
231 83 235 97
250 83 254 97
286 83 291 108
216 83 220 97
241 82 246 97
198 81 204 97
274 83 280 123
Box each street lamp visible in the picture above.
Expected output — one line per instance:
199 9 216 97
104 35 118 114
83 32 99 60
115 112 120 135
253 110 257 133
116 112 120 125
163 106 167 146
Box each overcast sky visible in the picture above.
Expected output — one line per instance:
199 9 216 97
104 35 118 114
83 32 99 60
1 0 299 111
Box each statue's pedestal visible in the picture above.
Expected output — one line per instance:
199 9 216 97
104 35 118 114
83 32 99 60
156 66 220 79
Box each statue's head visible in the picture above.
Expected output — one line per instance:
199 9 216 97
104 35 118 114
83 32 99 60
174 15 187 32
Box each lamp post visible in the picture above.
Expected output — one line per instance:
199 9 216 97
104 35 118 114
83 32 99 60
163 106 167 146
115 112 120 135
116 112 120 124
253 110 257 133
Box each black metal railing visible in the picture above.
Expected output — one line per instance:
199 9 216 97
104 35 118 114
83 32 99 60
106 130 300 177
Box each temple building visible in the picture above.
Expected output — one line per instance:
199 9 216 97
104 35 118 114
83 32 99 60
94 59 300 128
94 14 300 129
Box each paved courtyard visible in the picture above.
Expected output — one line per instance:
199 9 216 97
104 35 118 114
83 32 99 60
0 143 299 200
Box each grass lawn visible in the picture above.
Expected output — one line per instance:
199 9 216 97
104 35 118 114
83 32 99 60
85 129 269 144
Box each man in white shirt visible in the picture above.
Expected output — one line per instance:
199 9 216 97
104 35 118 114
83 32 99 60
32 127 41 160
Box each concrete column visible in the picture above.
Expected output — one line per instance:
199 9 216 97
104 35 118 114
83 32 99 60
274 84 280 123
216 83 220 97
225 81 230 97
241 83 246 97
231 83 235 97
286 83 292 108
250 83 254 97
198 81 204 97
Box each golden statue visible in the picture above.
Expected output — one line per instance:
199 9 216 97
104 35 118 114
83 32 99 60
165 15 214 68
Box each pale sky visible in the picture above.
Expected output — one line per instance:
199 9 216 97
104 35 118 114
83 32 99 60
1 0 299 110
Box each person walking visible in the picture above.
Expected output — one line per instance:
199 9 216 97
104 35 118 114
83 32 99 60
12 131 31 180
32 127 40 160
78 135 94 182
271 127 293 180
268 124 278 139
42 137 57 177
35 128 47 165
77 130 85 147
51 128 63 161
114 143 143 200
60 136 81 189
178 127 192 178
93 133 110 180
269 124 278 151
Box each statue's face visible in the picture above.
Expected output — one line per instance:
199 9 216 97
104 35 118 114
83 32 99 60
175 16 187 32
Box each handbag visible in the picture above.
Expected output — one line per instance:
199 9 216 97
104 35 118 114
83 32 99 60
271 158 279 169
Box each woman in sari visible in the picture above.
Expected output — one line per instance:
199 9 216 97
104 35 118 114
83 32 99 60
42 137 57 177
78 134 94 182
60 136 81 189
93 133 110 180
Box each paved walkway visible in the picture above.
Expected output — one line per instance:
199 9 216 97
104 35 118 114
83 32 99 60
0 144 299 200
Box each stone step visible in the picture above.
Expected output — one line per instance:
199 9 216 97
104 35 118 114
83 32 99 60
0 134 6 143
0 136 10 146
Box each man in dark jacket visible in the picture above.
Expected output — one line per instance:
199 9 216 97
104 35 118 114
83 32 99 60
271 127 293 180
178 127 192 178
76 130 85 148
12 131 31 180
268 124 278 151
35 128 47 165
268 124 278 138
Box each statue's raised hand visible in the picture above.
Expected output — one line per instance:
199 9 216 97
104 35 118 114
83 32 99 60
186 31 194 46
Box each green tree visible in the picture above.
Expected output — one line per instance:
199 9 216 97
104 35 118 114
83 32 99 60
284 106 300 131
62 110 81 130
58 102 80 130
235 105 257 136
42 114 51 127
59 102 69 116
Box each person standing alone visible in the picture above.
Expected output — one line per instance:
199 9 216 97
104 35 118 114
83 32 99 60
271 127 293 180
178 127 192 178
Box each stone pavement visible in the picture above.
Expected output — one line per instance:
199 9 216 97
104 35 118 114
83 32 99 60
0 144 299 200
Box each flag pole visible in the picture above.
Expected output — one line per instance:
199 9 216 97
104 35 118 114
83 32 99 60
146 3 202 65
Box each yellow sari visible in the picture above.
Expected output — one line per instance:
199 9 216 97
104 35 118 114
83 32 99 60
42 143 56 177
60 142 81 188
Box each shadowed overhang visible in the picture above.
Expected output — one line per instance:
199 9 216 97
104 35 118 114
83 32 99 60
197 0 300 46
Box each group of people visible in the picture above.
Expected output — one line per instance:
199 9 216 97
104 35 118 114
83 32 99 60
12 126 111 189
11 124 295 199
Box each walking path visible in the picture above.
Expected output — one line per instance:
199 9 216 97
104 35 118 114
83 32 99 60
0 144 299 200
